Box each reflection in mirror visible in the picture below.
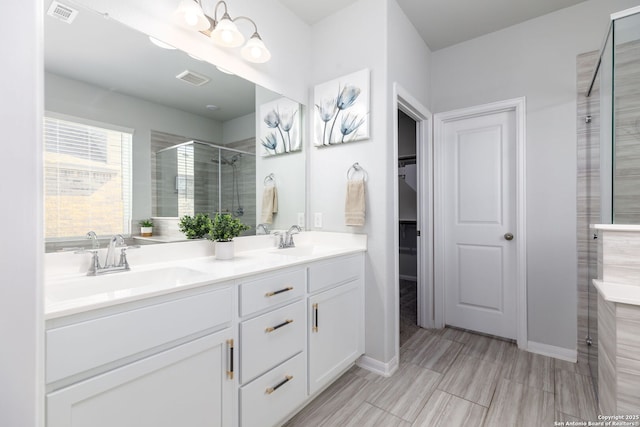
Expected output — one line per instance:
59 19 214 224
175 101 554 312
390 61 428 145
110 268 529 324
153 136 255 238
43 1 304 251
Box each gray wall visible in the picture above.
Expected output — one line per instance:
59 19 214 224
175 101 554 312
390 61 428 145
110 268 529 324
432 0 640 352
577 49 601 383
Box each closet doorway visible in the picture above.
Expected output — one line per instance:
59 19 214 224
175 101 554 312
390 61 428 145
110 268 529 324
394 85 433 352
398 110 419 344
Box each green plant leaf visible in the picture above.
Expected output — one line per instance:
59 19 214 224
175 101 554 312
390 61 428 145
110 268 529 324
178 213 213 239
209 213 250 242
139 218 153 227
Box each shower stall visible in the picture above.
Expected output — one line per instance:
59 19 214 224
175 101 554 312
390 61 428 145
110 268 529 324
578 6 640 399
154 140 256 229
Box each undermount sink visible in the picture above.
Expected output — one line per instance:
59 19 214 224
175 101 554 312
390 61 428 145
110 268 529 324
46 266 210 303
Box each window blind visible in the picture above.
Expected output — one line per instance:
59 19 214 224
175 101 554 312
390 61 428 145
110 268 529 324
44 116 133 240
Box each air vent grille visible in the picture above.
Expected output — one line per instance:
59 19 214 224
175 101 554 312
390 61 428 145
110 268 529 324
47 1 78 24
176 70 211 87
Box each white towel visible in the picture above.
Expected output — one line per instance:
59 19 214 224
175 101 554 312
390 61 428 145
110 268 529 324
345 178 365 226
260 186 278 224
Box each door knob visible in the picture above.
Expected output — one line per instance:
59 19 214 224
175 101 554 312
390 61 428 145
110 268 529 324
504 233 514 241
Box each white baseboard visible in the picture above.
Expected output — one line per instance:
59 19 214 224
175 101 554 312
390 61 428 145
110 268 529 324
527 341 577 362
356 355 399 377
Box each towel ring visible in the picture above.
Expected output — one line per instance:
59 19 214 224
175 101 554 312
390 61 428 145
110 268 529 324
264 173 275 186
347 163 367 181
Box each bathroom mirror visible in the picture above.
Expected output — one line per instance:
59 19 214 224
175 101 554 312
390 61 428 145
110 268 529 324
44 1 305 250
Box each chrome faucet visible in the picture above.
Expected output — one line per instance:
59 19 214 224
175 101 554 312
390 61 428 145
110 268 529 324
104 234 125 268
256 223 271 235
77 232 138 276
86 231 99 249
275 225 302 249
286 225 301 246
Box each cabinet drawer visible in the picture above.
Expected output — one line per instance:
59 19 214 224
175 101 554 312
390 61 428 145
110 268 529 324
240 352 306 427
308 254 362 293
46 286 232 384
240 300 305 384
239 269 305 317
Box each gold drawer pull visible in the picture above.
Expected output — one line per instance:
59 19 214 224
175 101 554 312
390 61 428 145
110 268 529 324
266 375 293 394
265 319 294 333
265 286 294 297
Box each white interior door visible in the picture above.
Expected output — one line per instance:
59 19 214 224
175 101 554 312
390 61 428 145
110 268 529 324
441 110 517 339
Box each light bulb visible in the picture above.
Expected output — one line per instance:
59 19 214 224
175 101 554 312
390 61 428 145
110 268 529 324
221 30 233 43
211 16 244 47
173 0 209 31
184 10 199 26
241 34 271 63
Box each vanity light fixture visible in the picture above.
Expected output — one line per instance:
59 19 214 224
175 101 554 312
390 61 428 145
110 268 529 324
173 0 210 31
174 0 271 63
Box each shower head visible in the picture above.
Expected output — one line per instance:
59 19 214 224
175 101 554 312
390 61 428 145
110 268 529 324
227 154 242 165
212 156 229 165
212 153 241 166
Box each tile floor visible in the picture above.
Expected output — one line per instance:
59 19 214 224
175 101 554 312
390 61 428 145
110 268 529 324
284 280 599 427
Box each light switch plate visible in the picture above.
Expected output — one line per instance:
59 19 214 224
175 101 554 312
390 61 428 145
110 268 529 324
297 213 305 228
314 213 323 228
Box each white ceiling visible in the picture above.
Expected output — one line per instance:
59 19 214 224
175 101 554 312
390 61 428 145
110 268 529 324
279 0 589 50
277 0 361 25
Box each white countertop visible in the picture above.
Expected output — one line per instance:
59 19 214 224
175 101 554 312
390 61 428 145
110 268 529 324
591 224 640 232
593 279 640 306
44 232 367 320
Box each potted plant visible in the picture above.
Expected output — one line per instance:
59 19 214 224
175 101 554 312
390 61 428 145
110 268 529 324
139 218 153 237
178 213 212 239
208 213 250 260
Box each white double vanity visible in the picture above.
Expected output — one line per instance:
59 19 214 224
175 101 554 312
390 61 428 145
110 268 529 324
44 232 366 427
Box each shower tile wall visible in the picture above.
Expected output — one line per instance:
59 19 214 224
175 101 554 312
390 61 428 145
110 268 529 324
577 37 640 397
194 143 218 215
613 40 640 224
151 130 188 217
151 131 256 231
576 50 601 387
220 138 256 232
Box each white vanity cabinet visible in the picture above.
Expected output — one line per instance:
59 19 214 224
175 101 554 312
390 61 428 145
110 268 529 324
236 255 365 426
307 254 365 395
238 267 308 427
46 285 235 427
44 241 367 427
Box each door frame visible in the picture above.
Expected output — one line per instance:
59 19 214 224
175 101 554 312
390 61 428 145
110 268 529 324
433 97 528 349
393 83 434 360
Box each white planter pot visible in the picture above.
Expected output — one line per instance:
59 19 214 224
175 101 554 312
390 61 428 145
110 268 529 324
215 241 234 260
140 226 153 237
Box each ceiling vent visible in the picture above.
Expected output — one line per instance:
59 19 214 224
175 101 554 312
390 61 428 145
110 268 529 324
176 70 211 87
47 1 79 24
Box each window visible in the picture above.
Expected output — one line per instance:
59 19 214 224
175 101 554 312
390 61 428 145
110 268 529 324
44 115 133 240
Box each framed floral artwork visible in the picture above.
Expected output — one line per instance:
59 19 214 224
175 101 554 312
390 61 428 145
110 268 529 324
259 97 302 156
313 69 370 147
